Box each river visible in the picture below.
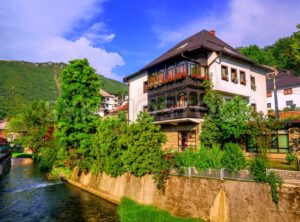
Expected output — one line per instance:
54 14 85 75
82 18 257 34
0 158 118 222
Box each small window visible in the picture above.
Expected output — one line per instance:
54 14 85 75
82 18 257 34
251 103 257 112
284 88 293 95
176 63 187 79
177 92 187 107
231 68 238 83
221 66 228 81
267 103 271 108
251 76 256 90
188 92 198 106
143 81 148 93
167 66 175 82
143 106 148 112
267 91 272 97
286 100 293 106
240 71 246 85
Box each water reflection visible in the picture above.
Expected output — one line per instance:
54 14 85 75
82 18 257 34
0 158 117 222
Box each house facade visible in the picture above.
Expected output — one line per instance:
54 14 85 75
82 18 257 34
98 89 119 117
124 30 272 151
267 71 300 111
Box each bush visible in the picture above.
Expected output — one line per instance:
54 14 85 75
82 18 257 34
250 156 282 205
286 153 297 165
221 143 246 174
249 156 269 182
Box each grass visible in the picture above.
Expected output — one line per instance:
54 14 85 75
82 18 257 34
118 198 204 222
12 152 32 158
269 160 298 171
49 166 72 180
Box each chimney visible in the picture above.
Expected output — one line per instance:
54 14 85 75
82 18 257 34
209 30 216 36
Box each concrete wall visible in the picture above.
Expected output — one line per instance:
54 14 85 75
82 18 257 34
68 168 300 222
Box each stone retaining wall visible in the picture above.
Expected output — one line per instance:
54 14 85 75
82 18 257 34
68 168 300 222
0 152 11 177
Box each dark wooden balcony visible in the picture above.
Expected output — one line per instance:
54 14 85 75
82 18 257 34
149 106 206 122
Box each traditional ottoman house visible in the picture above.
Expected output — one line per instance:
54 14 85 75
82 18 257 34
124 30 272 151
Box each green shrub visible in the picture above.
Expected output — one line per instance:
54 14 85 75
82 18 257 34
286 153 297 165
118 198 202 222
250 156 282 205
221 143 246 173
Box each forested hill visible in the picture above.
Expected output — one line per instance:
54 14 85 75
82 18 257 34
237 25 300 75
0 60 128 119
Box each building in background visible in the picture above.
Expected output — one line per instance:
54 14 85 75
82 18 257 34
267 71 300 111
124 29 272 151
98 89 119 117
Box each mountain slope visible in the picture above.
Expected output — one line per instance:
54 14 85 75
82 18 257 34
0 60 128 118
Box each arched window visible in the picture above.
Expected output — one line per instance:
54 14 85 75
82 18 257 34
177 92 187 107
188 92 198 106
149 99 157 111
167 94 176 109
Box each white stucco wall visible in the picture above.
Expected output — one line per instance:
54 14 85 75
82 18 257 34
267 86 300 110
128 72 148 122
209 55 268 115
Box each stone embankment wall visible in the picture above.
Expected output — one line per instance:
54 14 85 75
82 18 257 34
0 152 11 177
68 168 300 222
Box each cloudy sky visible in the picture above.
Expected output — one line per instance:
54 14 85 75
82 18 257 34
0 0 299 80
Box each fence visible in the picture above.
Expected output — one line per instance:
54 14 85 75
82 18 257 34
169 167 254 182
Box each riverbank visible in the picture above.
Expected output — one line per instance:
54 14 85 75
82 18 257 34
64 167 300 222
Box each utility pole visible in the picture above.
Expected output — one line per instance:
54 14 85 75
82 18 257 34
273 68 279 119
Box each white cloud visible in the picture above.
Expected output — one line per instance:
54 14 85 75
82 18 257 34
0 0 125 79
153 0 300 48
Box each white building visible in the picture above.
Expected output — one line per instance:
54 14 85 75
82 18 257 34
124 30 272 150
267 71 300 110
98 89 119 117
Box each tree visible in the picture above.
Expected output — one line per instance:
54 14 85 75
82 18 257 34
55 59 101 167
123 112 166 176
7 100 54 154
291 24 300 68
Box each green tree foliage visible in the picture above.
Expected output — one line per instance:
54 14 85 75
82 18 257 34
200 82 252 147
0 60 128 120
7 100 54 154
91 112 127 176
123 112 166 176
221 143 246 174
238 25 300 74
55 59 101 167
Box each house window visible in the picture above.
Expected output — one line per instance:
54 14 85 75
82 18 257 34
188 92 198 106
251 76 256 90
284 88 293 95
231 68 238 83
251 103 257 112
143 81 148 93
221 66 228 81
157 70 165 85
176 62 187 79
167 66 175 82
267 103 272 108
286 100 293 106
240 71 246 85
267 91 272 97
270 130 289 153
157 96 166 110
177 92 187 107
178 130 196 151
167 94 176 109
143 106 148 112
149 99 157 112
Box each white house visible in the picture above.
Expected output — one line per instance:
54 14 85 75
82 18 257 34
98 89 119 117
267 71 300 110
124 30 272 151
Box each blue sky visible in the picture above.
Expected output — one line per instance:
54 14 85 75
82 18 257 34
0 0 299 81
